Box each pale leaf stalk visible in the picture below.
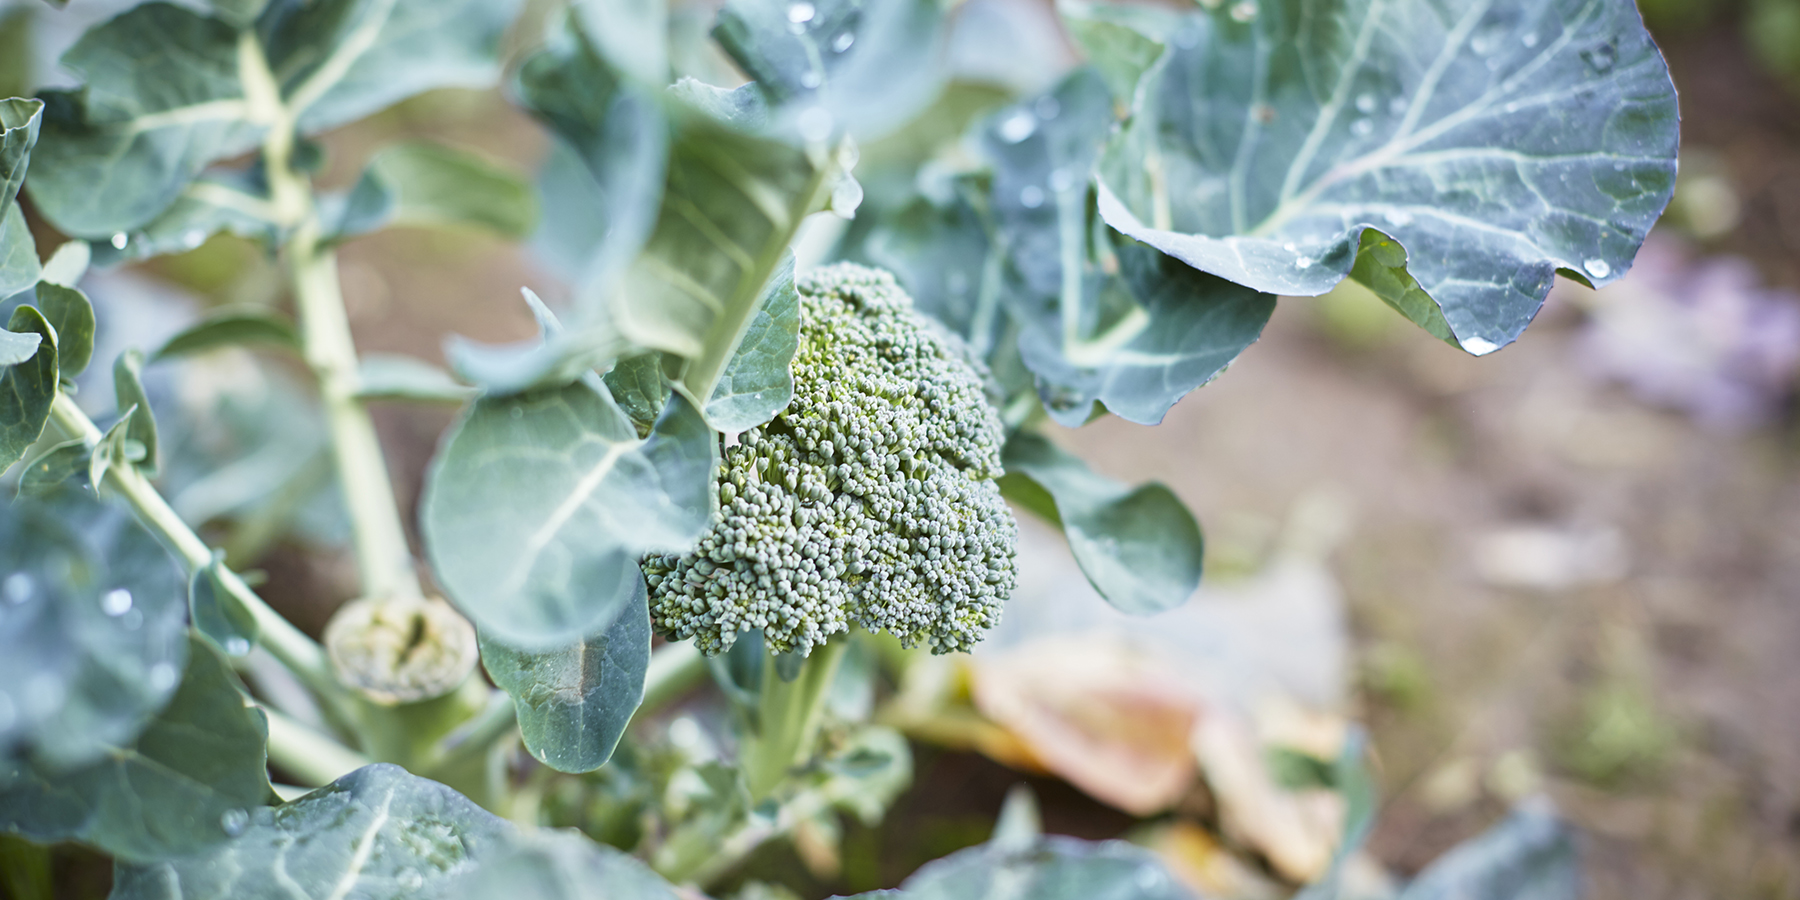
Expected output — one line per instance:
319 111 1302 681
263 704 373 787
741 638 849 803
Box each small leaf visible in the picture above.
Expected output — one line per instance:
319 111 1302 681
422 383 716 646
33 282 96 377
0 636 272 864
602 352 672 437
191 553 258 658
335 141 538 240
1095 0 1680 355
1394 802 1578 900
0 485 188 766
712 0 949 141
1058 2 1180 109
89 405 135 490
113 349 159 475
0 305 56 474
479 574 652 774
16 439 87 496
355 353 478 404
0 201 39 299
447 828 681 900
109 764 512 898
152 307 301 361
1000 431 1202 616
704 250 798 431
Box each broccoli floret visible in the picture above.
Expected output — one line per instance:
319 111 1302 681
643 264 1018 656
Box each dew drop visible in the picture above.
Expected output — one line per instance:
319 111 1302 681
220 808 249 837
1295 255 1315 269
1047 167 1076 192
1470 31 1498 55
1389 97 1407 115
150 662 179 692
224 636 252 657
101 588 133 617
509 405 524 419
1033 95 1061 120
1581 43 1617 73
1283 241 1298 252
181 228 206 249
787 2 815 24
1354 93 1377 114
1350 118 1374 137
796 106 835 143
1461 336 1501 356
110 233 128 250
831 31 854 52
800 69 823 89
1229 0 1258 22
996 110 1036 144
1582 258 1611 279
3 573 32 605
1018 185 1046 209
1521 31 1540 48
1382 208 1414 227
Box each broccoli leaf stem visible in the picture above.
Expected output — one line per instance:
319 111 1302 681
742 637 849 802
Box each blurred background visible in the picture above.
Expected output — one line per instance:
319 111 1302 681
4 0 1798 898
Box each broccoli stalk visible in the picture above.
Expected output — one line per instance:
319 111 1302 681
644 263 1020 797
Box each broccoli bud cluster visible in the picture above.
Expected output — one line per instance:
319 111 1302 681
643 264 1018 656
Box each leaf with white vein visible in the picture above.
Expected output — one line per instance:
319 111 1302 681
478 575 652 773
1095 0 1679 355
421 382 715 646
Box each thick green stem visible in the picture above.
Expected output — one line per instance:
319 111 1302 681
47 395 344 711
741 639 849 802
263 705 372 787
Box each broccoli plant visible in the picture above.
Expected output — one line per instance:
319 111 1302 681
0 0 1676 897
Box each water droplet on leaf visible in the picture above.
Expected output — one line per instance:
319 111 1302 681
220 808 249 836
3 573 31 605
110 233 128 250
225 636 252 656
102 588 133 617
1383 208 1414 227
787 2 815 24
1581 43 1617 73
150 662 179 691
1522 31 1540 48
1351 118 1374 137
832 31 854 52
1461 336 1501 356
1018 186 1045 209
1355 93 1377 114
997 110 1036 144
1295 255 1314 268
800 69 823 89
1583 258 1611 279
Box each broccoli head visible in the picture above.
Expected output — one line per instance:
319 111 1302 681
643 264 1018 656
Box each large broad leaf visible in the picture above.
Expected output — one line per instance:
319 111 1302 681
153 306 301 360
448 828 681 900
850 836 1195 900
0 306 56 473
421 383 715 647
334 141 538 240
712 0 949 141
1095 0 1680 355
1395 802 1578 900
616 97 835 426
109 764 513 899
0 636 272 864
982 67 1276 426
479 578 651 774
704 250 798 431
999 431 1203 616
265 0 521 135
27 4 263 237
0 486 189 766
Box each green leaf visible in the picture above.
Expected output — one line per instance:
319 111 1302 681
1095 0 1680 355
1395 802 1577 900
113 349 159 476
89 406 136 491
26 4 262 237
981 67 1276 426
569 0 670 86
1 97 42 212
152 306 301 360
89 174 277 265
272 0 522 135
32 282 95 379
16 439 87 496
0 636 272 864
448 828 682 900
421 384 716 646
602 352 672 437
335 140 538 240
0 324 37 365
109 764 513 898
1059 2 1179 110
618 103 833 424
191 553 258 658
0 202 39 299
852 835 1194 900
0 305 56 473
1000 431 1202 616
704 250 797 431
712 0 949 140
0 485 189 766
355 352 478 403
479 574 651 774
